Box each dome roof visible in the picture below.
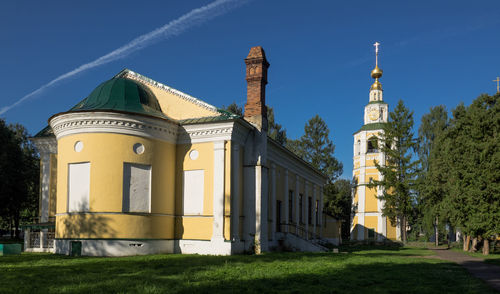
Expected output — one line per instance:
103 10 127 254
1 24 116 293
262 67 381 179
70 77 167 119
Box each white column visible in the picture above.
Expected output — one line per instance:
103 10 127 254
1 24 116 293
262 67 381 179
283 169 289 233
40 229 46 250
270 163 276 241
40 153 51 223
212 141 225 242
294 175 300 235
24 229 30 250
319 187 324 238
231 143 240 241
312 185 317 239
255 165 268 253
305 181 309 240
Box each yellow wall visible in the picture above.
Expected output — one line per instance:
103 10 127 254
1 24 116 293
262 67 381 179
143 83 219 120
57 213 174 239
56 133 175 239
365 216 378 239
175 142 215 240
386 217 397 240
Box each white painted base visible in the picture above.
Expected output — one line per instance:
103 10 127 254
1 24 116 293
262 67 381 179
54 239 246 256
25 247 55 253
55 239 174 256
175 239 238 255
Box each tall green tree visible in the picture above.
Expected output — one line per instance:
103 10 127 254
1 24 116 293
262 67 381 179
0 120 39 238
288 115 342 183
324 179 354 240
416 106 449 245
441 94 500 254
370 100 418 244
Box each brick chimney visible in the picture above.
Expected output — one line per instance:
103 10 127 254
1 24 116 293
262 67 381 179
244 46 269 131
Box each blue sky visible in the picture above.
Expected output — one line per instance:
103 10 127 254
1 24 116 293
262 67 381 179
1 0 499 179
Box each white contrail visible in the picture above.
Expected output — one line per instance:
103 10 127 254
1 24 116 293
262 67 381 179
0 0 248 115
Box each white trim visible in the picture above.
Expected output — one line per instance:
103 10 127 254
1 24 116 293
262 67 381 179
32 137 57 154
178 121 249 145
50 112 178 143
283 169 289 232
270 163 276 241
176 239 233 255
55 239 174 256
230 143 240 241
212 141 225 241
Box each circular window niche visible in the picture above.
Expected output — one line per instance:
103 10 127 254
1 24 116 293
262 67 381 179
133 143 145 155
74 141 84 152
189 150 199 160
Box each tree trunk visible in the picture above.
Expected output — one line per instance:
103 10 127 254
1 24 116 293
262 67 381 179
435 216 439 247
482 238 490 255
14 212 20 239
401 216 407 244
470 237 478 252
464 235 470 251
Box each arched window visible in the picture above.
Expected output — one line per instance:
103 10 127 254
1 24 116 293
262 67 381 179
367 136 378 153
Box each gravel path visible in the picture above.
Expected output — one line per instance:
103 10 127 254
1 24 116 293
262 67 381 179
431 249 500 292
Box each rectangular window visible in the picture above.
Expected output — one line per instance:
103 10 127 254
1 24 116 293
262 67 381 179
299 194 303 224
288 190 293 222
182 170 204 215
68 162 90 212
123 163 151 213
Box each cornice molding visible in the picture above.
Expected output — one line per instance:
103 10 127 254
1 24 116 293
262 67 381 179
119 70 220 115
31 136 57 154
178 121 250 145
49 112 178 143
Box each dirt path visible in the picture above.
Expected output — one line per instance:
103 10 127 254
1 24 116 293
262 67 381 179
431 249 500 292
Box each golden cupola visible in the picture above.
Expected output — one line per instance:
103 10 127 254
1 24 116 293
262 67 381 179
370 42 383 92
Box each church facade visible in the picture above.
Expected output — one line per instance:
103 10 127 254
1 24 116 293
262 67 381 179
27 46 340 256
351 45 399 241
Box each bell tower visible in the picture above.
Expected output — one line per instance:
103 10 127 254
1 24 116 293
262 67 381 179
351 42 399 242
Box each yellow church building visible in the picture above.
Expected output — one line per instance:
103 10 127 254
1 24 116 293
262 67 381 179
350 44 399 242
26 46 340 256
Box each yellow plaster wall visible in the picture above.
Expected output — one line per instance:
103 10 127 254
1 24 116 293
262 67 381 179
55 133 176 239
364 187 378 212
56 213 174 239
143 84 219 120
386 217 397 240
322 216 339 238
175 142 215 241
176 217 213 240
365 216 378 239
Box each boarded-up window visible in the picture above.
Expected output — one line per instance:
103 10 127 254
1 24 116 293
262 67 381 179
68 162 90 212
183 170 204 215
123 163 151 213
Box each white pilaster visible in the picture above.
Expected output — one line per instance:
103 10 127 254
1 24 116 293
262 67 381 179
230 143 240 241
319 187 324 238
305 181 309 239
212 141 225 241
312 185 317 238
283 169 289 233
270 163 276 240
295 175 300 235
40 153 51 223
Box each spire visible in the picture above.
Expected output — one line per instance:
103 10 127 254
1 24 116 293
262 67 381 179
369 42 383 101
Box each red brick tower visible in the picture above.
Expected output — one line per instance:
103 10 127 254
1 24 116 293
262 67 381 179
244 46 269 131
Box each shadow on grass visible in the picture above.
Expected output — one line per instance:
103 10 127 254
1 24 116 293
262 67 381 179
1 251 497 294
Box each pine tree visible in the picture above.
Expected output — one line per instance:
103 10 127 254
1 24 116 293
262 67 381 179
371 100 418 243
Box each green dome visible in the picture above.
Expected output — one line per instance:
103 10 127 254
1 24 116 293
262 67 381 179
70 77 167 119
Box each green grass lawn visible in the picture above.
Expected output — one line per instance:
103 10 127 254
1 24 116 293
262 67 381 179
0 247 497 294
